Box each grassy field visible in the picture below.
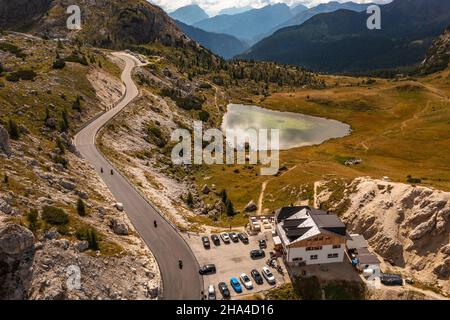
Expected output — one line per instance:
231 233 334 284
193 68 450 222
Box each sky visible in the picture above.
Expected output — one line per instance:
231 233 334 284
149 0 392 16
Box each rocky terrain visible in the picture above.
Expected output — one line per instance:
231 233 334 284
420 27 450 75
0 0 186 48
0 32 160 300
316 177 450 296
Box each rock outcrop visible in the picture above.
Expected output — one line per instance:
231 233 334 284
0 125 12 157
0 224 36 299
317 177 450 294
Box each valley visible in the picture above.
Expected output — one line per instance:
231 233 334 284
0 0 449 303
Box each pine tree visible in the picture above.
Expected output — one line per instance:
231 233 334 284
186 192 194 208
88 229 99 250
76 198 86 217
220 189 228 204
226 199 235 217
8 119 20 140
59 109 69 132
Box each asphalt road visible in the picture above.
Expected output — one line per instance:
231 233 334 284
74 52 202 300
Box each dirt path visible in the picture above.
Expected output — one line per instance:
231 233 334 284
257 165 298 215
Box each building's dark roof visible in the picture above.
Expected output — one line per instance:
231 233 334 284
311 214 347 236
276 206 347 239
285 227 312 240
357 247 381 265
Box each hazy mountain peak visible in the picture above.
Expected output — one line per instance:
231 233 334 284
169 4 209 25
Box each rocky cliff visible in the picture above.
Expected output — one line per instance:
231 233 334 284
0 0 186 48
317 177 450 295
420 27 450 75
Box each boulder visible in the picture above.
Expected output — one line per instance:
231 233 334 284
110 218 129 236
441 245 450 257
433 258 450 279
245 200 257 212
60 180 76 191
0 198 12 215
75 190 89 200
0 224 35 255
75 241 89 252
0 125 12 157
201 184 210 195
44 229 60 240
45 117 57 129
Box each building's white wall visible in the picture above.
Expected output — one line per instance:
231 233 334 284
287 244 345 265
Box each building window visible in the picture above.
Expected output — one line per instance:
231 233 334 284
328 253 339 259
332 245 341 249
310 255 318 260
306 246 322 251
293 257 303 262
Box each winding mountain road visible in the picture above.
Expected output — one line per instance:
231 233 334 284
74 52 202 300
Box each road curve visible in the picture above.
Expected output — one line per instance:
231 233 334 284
74 52 202 300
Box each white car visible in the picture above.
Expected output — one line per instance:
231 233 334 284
220 233 231 244
262 267 276 285
207 284 216 300
240 273 254 290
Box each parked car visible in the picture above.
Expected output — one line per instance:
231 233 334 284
380 274 403 286
218 282 231 299
238 232 249 244
230 277 243 293
240 273 254 290
229 232 239 243
259 239 267 249
250 269 264 285
207 284 216 300
202 236 210 249
211 234 220 246
250 249 266 259
262 267 276 285
220 232 231 244
199 264 216 275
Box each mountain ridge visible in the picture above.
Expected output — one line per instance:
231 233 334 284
169 4 209 25
239 0 450 73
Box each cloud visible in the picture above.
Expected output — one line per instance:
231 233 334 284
149 0 392 15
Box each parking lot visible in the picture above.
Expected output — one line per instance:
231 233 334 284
186 231 287 299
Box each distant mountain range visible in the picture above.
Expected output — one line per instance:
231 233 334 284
218 6 253 16
169 4 209 25
175 20 249 59
240 0 450 73
276 1 372 30
193 3 294 45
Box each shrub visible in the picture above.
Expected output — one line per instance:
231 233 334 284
198 110 210 122
76 226 100 250
52 59 66 69
293 276 322 300
0 42 26 58
42 206 69 225
72 96 82 112
6 69 37 82
54 155 68 168
186 192 194 207
64 54 89 66
26 209 40 233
